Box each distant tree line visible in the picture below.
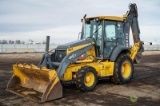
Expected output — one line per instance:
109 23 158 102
0 40 25 44
0 39 47 44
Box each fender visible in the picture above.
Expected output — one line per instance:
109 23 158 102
110 46 130 62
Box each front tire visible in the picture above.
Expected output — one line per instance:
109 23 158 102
76 66 97 92
112 54 134 84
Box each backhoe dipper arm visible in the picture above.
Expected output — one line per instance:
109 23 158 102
124 3 140 44
123 3 144 62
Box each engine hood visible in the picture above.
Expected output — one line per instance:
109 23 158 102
57 38 94 50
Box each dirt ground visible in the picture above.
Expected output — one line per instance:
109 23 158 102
0 52 160 106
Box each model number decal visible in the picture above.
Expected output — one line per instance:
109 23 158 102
69 54 76 59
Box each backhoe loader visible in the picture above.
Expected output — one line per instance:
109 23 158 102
7 3 143 102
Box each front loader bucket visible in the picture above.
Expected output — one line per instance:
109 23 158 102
6 63 63 103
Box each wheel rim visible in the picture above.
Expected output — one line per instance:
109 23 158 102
122 61 131 78
84 72 95 87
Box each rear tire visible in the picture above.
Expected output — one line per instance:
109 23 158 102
112 54 134 84
75 66 97 92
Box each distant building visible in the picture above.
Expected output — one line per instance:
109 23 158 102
143 41 160 45
143 41 152 45
27 39 45 44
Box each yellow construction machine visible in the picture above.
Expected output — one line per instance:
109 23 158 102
7 3 143 102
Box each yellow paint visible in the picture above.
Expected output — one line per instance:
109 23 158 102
63 64 83 80
12 64 57 93
81 16 124 22
129 42 141 61
84 72 95 87
46 75 60 99
62 60 114 81
63 70 72 80
8 63 62 102
90 61 114 77
76 59 93 63
66 42 94 54
123 14 127 20
121 61 131 78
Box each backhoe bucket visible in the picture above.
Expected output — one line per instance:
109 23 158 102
6 63 63 103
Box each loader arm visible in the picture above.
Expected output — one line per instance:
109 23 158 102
57 44 93 78
123 3 144 62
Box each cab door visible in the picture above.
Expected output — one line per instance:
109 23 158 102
103 21 124 58
103 21 116 58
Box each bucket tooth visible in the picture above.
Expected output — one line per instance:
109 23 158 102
40 66 48 70
30 64 39 69
17 63 23 67
23 64 31 68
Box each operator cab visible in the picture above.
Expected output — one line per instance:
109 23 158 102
81 16 125 59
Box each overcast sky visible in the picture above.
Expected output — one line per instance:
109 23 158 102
0 0 160 44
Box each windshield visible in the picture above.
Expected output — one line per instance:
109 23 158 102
81 20 102 39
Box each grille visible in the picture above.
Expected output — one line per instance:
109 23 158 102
55 50 66 62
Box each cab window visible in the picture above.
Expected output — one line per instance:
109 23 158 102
104 21 116 41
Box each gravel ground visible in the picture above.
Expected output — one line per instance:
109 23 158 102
0 52 160 106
